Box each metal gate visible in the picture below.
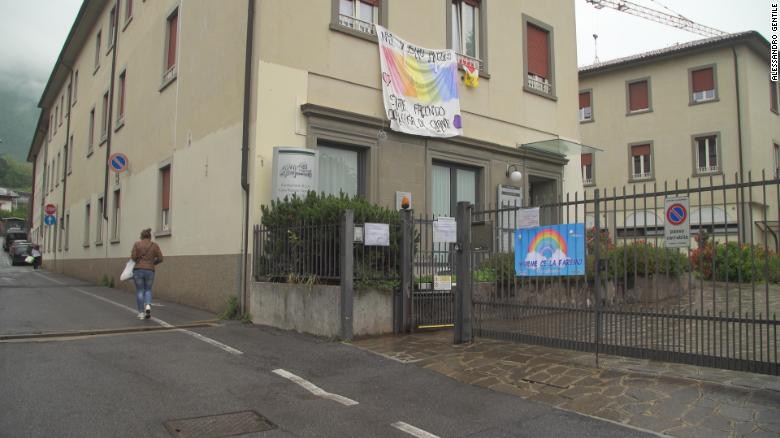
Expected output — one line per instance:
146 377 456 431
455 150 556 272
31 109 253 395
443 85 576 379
411 216 455 329
465 173 780 376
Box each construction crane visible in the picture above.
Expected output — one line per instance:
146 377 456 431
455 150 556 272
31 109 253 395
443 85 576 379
586 0 727 38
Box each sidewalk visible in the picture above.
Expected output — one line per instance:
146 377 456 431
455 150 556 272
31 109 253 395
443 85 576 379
351 331 780 438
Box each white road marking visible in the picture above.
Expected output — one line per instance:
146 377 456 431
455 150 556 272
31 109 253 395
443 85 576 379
391 422 440 438
272 369 358 406
29 271 244 356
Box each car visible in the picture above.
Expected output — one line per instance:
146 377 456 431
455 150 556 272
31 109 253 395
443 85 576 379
10 242 32 266
3 228 28 251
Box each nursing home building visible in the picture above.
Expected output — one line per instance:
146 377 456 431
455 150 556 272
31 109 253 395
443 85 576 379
29 0 584 312
578 32 780 245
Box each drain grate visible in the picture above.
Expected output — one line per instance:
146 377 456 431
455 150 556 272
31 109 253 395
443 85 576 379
164 410 276 437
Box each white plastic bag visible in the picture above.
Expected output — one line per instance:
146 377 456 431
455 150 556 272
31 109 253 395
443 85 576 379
25 256 34 264
120 259 135 281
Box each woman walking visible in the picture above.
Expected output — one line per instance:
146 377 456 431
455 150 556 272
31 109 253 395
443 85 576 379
131 228 163 320
31 244 42 270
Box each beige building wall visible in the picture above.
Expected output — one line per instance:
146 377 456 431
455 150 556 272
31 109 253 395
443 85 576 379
579 37 779 247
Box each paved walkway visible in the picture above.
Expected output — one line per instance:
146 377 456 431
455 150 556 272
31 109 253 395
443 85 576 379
351 331 780 438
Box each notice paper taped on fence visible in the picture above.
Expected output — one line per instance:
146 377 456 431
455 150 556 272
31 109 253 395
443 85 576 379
364 223 390 246
433 217 457 243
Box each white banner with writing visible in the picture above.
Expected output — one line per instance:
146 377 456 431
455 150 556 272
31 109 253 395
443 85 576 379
376 25 463 138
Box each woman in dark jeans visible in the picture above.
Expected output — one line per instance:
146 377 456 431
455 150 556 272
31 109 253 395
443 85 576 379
131 229 163 320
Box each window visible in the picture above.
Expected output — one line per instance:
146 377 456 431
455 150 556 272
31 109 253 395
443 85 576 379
579 90 592 122
108 6 116 49
111 190 120 242
55 152 60 187
693 135 720 175
67 83 72 108
96 197 103 244
771 80 779 113
65 213 70 251
101 91 109 141
84 203 91 246
125 0 133 25
49 115 53 140
449 0 486 71
68 135 73 173
630 143 652 181
117 70 126 124
581 153 594 185
163 9 178 83
432 162 478 217
58 215 63 251
54 106 58 133
627 79 651 113
59 96 64 125
338 0 378 35
690 66 716 103
88 107 95 154
773 143 779 178
72 71 78 105
94 30 101 71
318 145 363 197
160 166 171 231
523 15 554 98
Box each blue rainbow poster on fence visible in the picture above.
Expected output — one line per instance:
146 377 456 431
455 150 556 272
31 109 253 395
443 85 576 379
515 224 586 277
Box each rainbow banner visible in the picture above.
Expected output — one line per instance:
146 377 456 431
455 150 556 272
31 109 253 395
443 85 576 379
515 224 586 277
376 26 462 137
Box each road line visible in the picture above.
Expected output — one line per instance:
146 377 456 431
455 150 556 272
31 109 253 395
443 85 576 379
391 422 439 438
69 286 243 356
272 369 358 406
32 271 66 285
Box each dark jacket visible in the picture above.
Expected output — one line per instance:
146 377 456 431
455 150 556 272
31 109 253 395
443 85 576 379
131 239 163 271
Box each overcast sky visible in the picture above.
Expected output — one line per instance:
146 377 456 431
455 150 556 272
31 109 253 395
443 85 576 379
0 0 772 91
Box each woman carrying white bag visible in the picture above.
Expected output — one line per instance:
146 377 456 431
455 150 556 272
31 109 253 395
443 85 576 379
124 229 164 320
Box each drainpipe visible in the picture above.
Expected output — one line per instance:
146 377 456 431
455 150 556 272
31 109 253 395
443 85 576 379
239 0 256 314
732 47 746 242
103 0 120 224
61 64 74 265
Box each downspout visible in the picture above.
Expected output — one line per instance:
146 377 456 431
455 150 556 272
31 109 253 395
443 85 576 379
732 47 746 242
103 0 120 224
61 65 74 263
240 0 256 314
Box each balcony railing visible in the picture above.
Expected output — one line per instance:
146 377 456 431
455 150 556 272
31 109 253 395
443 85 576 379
582 177 593 185
579 107 592 122
697 165 719 174
338 14 376 36
527 74 551 94
632 172 652 180
693 89 716 103
456 52 484 73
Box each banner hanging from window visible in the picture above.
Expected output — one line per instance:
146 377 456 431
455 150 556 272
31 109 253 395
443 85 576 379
515 224 586 277
376 25 463 138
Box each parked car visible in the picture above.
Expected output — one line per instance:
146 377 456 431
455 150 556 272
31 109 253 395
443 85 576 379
3 228 27 251
10 242 32 266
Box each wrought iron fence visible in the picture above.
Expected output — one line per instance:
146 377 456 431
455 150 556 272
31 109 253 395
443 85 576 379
470 172 780 375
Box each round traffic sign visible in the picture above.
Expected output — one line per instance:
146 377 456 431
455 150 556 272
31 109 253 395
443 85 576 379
108 152 129 173
666 203 687 226
45 203 56 215
44 215 57 226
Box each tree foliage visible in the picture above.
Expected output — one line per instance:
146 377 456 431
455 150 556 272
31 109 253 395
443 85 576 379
0 154 32 191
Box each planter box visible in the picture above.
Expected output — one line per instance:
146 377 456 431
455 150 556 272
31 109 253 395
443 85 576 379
249 282 393 338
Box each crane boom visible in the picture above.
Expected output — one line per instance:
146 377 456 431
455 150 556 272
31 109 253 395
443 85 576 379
586 0 727 38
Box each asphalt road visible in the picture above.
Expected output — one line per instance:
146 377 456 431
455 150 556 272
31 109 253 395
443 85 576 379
0 246 654 437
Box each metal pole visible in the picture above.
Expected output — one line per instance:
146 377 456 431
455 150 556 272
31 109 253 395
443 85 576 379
340 210 354 341
399 209 413 333
594 189 602 367
454 201 473 344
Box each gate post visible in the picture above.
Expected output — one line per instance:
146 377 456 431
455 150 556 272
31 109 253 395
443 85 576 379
340 210 354 341
593 190 602 365
398 209 413 333
454 201 473 344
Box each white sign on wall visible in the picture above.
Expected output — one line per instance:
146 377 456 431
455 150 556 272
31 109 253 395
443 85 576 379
271 147 318 201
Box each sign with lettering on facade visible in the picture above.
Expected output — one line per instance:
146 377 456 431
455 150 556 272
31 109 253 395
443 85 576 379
515 224 586 277
376 25 463 138
271 147 318 201
664 195 690 248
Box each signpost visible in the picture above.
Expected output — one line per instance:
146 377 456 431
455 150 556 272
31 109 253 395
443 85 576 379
108 152 129 173
664 196 690 248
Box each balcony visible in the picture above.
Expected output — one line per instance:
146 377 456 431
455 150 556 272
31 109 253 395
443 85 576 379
338 14 376 36
527 74 551 94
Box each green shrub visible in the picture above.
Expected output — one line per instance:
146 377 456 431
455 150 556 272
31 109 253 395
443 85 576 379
691 242 779 283
605 242 688 279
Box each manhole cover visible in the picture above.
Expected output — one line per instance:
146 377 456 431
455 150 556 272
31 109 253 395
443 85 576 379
164 410 276 437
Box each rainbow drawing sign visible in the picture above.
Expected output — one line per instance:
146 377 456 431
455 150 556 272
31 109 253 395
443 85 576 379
376 25 462 138
515 224 586 277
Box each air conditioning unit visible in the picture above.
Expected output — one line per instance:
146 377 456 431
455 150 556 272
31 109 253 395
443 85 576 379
579 107 592 121
693 89 715 102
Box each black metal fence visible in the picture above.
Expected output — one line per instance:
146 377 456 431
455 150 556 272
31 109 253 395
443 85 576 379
469 172 780 375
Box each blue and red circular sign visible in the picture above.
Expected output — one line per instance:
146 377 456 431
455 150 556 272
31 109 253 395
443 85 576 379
108 153 129 173
666 203 687 225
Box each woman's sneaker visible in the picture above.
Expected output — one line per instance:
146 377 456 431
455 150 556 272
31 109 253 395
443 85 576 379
145 304 151 319
137 312 145 320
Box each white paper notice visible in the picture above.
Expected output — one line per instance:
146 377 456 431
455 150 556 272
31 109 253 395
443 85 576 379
364 223 390 246
434 275 452 291
433 217 457 243
517 207 540 229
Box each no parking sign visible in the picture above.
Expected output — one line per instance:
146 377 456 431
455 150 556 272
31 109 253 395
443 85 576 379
664 196 690 248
